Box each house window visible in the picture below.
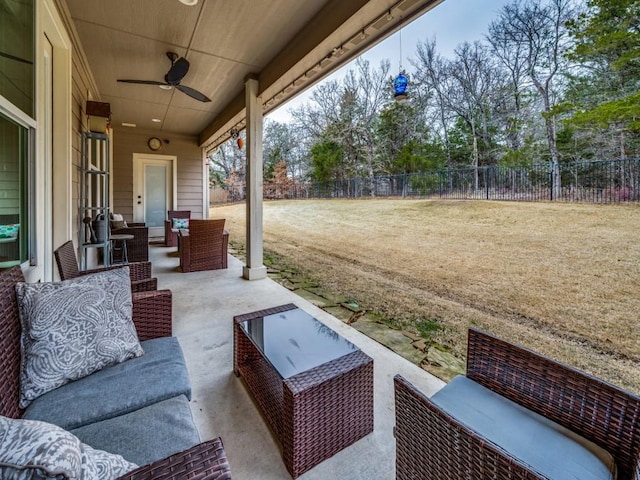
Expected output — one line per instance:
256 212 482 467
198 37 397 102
0 112 29 269
0 0 35 117
0 0 34 269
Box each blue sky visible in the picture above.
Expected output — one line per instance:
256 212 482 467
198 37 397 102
268 0 512 123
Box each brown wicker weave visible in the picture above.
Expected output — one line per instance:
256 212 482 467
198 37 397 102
394 328 640 480
111 224 150 263
116 437 232 480
54 240 157 292
234 304 374 478
131 289 173 341
0 266 25 420
0 266 232 479
165 210 191 247
179 219 228 273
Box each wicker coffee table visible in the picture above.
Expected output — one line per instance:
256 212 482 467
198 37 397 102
233 304 374 478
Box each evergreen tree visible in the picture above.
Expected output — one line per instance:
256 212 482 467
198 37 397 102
566 0 640 158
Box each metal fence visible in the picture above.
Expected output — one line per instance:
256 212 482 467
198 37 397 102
211 158 640 204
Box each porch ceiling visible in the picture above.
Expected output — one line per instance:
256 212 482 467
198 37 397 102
63 0 442 149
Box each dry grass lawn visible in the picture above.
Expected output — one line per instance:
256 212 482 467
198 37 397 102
212 199 640 393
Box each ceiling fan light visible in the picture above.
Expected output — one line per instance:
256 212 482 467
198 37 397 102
178 0 198 5
159 85 172 90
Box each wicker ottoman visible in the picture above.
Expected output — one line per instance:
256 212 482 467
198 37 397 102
233 304 374 478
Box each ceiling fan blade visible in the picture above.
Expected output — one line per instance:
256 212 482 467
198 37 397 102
117 79 167 85
175 84 211 102
166 57 190 84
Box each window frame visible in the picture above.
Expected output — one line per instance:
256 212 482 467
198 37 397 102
0 98 37 267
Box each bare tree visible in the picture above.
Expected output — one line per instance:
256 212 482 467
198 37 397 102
292 58 391 192
342 59 391 194
263 120 309 179
487 14 530 154
446 41 500 189
489 0 575 197
207 139 244 182
412 38 455 166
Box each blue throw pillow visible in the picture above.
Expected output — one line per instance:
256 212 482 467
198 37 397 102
172 218 189 229
0 224 19 239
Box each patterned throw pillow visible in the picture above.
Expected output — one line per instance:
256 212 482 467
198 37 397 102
172 218 189 229
15 267 144 408
0 416 138 479
0 224 19 239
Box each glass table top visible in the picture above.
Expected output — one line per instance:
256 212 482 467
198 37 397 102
239 307 359 379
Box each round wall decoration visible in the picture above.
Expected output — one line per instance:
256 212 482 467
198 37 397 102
148 137 162 151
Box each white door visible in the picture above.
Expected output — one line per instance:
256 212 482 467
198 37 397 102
133 155 176 238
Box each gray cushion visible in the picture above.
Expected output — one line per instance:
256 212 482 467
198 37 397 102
15 267 143 408
71 395 201 467
431 375 616 480
0 415 137 480
24 337 191 430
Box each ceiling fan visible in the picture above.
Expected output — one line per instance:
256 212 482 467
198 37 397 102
117 52 211 102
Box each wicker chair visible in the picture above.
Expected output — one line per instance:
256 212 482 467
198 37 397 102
165 210 191 247
0 266 232 480
111 223 149 263
394 328 640 480
179 219 228 273
54 240 157 293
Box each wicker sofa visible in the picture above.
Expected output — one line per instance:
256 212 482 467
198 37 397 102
0 265 231 479
394 328 640 480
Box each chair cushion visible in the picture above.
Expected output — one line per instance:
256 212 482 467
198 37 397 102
23 337 192 430
15 267 143 408
70 395 201 467
0 415 137 480
431 375 617 480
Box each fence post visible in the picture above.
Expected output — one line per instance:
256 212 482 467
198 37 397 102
549 162 554 201
485 166 490 200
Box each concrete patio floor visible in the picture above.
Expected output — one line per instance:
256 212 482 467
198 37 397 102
150 243 445 479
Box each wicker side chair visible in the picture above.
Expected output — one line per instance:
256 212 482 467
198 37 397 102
394 328 640 480
0 266 232 480
54 240 157 293
111 223 149 263
165 210 191 247
179 219 228 273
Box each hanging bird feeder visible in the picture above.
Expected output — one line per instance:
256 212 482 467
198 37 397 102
393 72 408 102
230 128 243 150
393 26 408 102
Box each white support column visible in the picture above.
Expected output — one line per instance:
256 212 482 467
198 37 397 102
243 75 267 280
